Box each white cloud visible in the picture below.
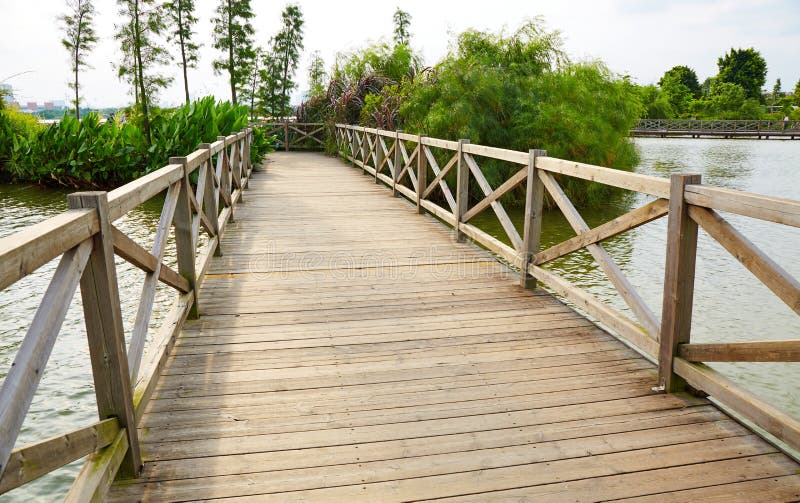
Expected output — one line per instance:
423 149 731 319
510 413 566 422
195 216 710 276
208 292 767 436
1 0 798 107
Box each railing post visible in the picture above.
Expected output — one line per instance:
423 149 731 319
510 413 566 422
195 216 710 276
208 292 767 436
361 128 368 175
198 144 222 257
393 130 403 196
170 156 199 320
349 127 357 167
216 136 234 217
658 173 702 392
375 131 383 184
283 120 289 152
520 149 547 289
416 135 427 214
455 139 470 242
67 192 141 478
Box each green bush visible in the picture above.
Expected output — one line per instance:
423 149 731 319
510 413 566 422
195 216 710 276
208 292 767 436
1 97 274 187
400 21 641 207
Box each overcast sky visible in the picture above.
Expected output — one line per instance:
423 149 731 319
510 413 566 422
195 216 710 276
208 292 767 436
1 0 798 107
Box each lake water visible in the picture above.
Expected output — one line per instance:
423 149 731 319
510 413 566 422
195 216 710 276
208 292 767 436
1 137 799 501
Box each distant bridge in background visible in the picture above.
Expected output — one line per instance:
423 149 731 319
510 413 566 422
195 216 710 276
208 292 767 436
631 119 800 139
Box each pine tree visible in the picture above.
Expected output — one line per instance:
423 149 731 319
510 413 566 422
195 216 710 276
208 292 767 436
270 4 304 116
212 0 256 105
60 0 98 119
393 8 411 46
164 0 200 104
307 51 326 98
772 78 782 104
241 47 263 120
258 47 282 117
115 0 172 145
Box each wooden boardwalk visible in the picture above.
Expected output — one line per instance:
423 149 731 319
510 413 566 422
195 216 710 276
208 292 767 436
108 152 800 501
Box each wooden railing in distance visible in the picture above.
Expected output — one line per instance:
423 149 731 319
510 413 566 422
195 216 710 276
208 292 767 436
633 118 800 134
335 123 800 455
254 121 325 151
0 127 255 500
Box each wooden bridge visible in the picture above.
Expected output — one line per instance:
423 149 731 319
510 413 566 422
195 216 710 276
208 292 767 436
1 124 800 501
631 118 800 139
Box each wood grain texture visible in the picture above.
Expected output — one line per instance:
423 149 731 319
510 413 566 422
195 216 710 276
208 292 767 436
107 152 800 502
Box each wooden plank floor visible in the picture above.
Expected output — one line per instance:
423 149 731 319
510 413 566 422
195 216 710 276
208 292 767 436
109 152 800 502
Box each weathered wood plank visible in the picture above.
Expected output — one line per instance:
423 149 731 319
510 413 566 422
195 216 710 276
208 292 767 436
679 339 800 362
0 240 92 478
0 418 119 493
689 205 800 315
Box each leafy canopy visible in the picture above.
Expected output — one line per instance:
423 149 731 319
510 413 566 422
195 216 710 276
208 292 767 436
212 0 256 104
717 47 767 100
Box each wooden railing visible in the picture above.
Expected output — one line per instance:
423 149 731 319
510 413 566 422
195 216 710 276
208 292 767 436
633 118 800 134
335 123 800 454
255 121 325 151
0 127 255 499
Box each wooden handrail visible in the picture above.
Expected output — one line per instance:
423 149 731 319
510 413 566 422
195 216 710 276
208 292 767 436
334 123 800 455
0 125 256 498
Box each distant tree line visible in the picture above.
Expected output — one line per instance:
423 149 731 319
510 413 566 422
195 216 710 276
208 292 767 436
57 0 307 145
637 48 800 120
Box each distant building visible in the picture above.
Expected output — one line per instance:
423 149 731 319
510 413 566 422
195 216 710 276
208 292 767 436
26 101 38 111
44 102 54 110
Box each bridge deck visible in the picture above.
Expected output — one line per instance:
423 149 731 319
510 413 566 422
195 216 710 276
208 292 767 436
109 152 800 501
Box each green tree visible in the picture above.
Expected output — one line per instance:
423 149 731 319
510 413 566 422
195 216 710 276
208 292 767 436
241 47 263 119
637 84 674 118
393 8 411 46
658 65 700 98
213 0 256 105
709 81 745 118
659 74 693 116
163 0 200 104
400 21 640 207
115 0 172 145
307 51 326 98
271 4 304 116
795 78 800 106
60 0 98 119
772 78 782 104
717 47 767 100
258 48 282 116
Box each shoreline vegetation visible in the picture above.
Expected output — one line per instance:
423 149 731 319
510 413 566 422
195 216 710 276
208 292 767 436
0 97 273 188
0 3 797 203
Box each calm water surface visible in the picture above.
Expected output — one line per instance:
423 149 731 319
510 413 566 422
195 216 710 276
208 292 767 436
1 137 799 500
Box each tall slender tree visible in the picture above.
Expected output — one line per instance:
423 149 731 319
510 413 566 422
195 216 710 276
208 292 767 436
212 0 256 105
772 78 782 104
393 8 411 46
258 48 282 116
116 0 172 145
306 51 326 98
60 0 98 119
271 4 304 116
241 47 263 120
164 0 200 104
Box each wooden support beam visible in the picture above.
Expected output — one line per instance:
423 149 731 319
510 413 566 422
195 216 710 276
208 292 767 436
393 131 403 196
535 199 669 265
0 419 119 494
111 226 189 293
679 340 800 362
375 133 384 185
127 182 181 382
462 166 528 223
417 136 427 214
64 429 128 503
520 149 546 289
67 192 141 478
659 173 702 392
539 171 661 339
689 205 800 315
171 157 199 320
463 153 523 251
0 239 92 480
455 139 470 242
